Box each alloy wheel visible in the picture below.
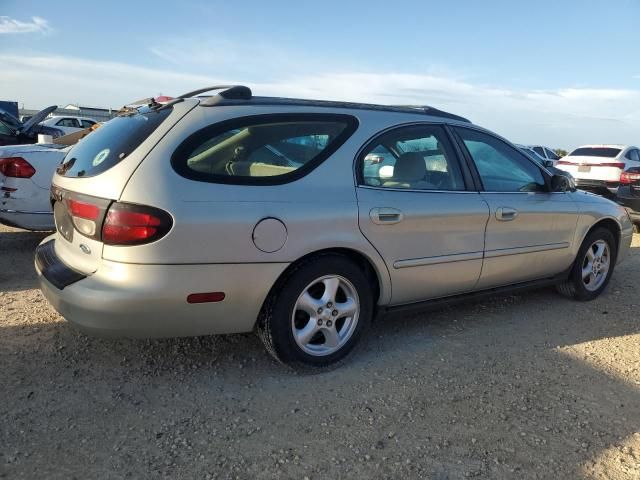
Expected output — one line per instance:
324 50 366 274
291 275 360 356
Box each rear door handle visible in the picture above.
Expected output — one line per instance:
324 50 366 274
496 207 518 221
370 207 404 225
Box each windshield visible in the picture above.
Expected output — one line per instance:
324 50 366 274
569 147 621 158
57 106 172 178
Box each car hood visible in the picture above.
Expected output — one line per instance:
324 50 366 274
20 105 58 134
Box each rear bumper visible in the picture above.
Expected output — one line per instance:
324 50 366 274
35 237 288 338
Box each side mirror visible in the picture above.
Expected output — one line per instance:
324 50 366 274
543 160 554 168
551 174 571 192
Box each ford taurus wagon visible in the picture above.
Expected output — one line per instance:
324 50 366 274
35 85 634 368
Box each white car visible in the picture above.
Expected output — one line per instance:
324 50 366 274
40 116 98 135
0 143 69 230
556 144 640 197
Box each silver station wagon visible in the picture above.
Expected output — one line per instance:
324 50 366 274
35 85 634 368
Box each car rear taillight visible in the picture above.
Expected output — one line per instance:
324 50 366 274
620 171 640 184
556 160 576 166
601 162 626 169
102 202 172 246
0 157 36 178
65 196 108 239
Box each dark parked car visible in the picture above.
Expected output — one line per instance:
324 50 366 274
0 106 63 146
518 145 575 185
616 166 640 232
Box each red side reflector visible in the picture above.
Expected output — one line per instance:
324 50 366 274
187 292 226 303
0 157 36 178
1 186 17 192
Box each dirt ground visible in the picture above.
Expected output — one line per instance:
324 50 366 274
1 224 639 480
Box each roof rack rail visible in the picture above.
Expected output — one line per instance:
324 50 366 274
177 85 252 100
395 105 470 123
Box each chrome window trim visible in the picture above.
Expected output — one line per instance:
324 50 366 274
356 185 480 194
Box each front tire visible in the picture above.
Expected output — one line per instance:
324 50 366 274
556 227 617 301
257 254 373 369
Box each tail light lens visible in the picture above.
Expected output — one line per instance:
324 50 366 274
620 171 640 184
556 160 576 166
0 157 36 178
63 195 110 240
601 162 626 169
53 187 172 245
102 202 172 245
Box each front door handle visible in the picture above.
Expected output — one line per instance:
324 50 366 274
496 207 518 221
370 207 404 225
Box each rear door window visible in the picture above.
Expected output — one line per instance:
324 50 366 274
57 106 173 178
625 149 640 161
357 124 466 191
171 114 357 185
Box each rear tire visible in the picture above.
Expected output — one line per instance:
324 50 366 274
555 227 616 301
257 254 373 370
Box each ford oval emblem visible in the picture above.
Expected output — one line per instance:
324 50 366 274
79 244 91 255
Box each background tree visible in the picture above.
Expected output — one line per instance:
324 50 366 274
554 148 568 157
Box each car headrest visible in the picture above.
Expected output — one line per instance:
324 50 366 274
393 152 426 181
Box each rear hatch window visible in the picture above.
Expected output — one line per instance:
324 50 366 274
57 106 172 178
569 147 621 158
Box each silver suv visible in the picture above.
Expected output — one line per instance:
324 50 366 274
35 86 634 368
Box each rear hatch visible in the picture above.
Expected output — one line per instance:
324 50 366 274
557 147 624 182
50 99 198 274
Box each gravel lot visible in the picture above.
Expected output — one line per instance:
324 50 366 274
1 224 639 479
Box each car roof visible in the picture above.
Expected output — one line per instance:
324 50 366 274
202 95 472 124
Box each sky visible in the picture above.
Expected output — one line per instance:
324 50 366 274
1 0 639 149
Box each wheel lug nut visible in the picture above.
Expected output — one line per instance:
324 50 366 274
332 310 338 316
326 320 333 327
317 308 323 314
317 319 323 326
327 302 333 308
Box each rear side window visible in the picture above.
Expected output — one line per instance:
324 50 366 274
81 120 96 129
56 118 78 128
171 114 358 185
57 106 172 178
569 147 621 157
